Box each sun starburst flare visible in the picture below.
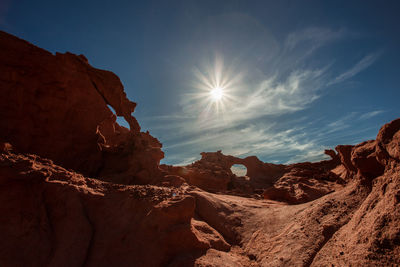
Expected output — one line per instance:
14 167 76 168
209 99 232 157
210 86 224 101
183 55 244 128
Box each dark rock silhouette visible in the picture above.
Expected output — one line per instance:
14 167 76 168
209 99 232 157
0 30 163 185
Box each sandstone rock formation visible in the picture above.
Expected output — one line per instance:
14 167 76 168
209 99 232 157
161 150 286 195
0 30 163 185
173 149 343 204
1 31 399 266
262 150 344 204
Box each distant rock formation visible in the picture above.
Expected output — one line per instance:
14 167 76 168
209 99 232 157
161 151 286 195
1 31 399 266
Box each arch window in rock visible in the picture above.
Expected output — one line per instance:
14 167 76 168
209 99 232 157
230 164 248 177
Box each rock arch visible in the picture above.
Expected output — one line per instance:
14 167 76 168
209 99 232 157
230 164 248 177
198 151 286 188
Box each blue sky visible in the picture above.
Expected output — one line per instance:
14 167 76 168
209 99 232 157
2 0 399 165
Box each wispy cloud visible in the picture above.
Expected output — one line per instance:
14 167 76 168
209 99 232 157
325 112 358 132
141 24 382 165
159 110 383 165
360 110 384 120
285 27 346 50
328 52 380 85
285 27 347 58
166 123 325 164
170 156 198 166
176 64 328 134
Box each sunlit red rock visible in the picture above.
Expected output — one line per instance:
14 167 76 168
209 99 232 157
335 144 357 178
351 140 384 180
263 159 344 204
376 118 400 165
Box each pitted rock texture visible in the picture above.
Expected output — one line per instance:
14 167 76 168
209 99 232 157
0 148 230 267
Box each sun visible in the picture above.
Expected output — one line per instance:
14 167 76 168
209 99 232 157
189 55 242 118
210 87 223 101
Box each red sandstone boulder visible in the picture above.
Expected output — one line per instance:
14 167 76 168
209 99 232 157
351 140 384 179
263 162 343 204
324 149 338 161
335 145 357 178
376 118 400 166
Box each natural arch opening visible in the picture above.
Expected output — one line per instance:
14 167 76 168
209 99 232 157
230 164 247 177
107 104 129 128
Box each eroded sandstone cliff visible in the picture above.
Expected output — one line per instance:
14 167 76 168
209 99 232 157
1 31 399 266
0 31 163 185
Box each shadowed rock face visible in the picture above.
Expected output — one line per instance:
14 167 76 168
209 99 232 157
0 31 163 184
1 31 400 266
0 149 228 267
